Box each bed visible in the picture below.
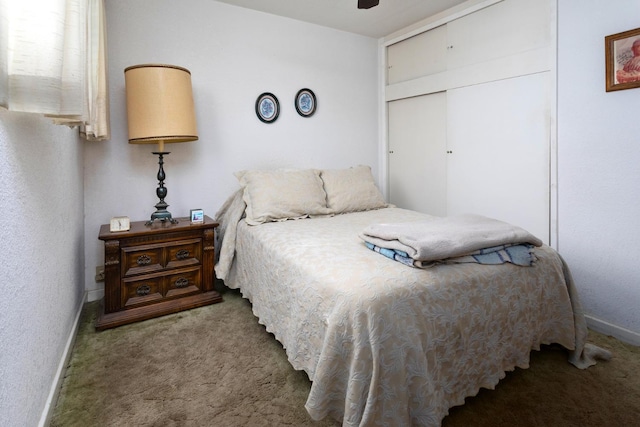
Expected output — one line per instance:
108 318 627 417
214 166 608 426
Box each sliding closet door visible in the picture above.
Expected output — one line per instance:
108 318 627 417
446 72 550 242
387 92 447 216
387 24 447 85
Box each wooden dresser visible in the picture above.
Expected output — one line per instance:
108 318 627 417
96 215 222 330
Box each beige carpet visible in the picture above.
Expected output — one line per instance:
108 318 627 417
50 286 640 427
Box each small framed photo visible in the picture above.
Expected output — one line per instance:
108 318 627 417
605 27 640 92
190 209 204 224
295 88 317 117
255 92 279 123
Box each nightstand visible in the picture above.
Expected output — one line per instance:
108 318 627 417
96 215 222 330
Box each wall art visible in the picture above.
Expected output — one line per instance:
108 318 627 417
295 88 316 117
605 27 640 92
255 92 280 123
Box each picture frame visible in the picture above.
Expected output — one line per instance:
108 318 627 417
255 92 280 123
190 209 204 224
605 27 640 92
295 88 317 117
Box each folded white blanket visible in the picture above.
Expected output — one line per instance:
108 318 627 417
359 214 543 262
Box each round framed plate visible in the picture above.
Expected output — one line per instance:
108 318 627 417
255 92 279 123
295 88 316 117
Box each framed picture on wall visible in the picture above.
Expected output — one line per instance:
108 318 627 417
295 88 317 117
605 27 640 92
255 92 280 123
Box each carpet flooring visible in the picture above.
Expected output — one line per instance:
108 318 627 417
50 286 640 426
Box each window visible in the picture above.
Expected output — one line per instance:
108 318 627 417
0 0 110 140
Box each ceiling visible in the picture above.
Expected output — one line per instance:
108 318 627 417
214 0 466 39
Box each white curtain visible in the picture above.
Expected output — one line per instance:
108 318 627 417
0 0 110 141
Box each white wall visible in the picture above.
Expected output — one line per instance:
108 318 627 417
84 0 380 301
0 110 85 427
557 0 640 343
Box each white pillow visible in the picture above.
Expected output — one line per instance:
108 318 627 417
235 169 331 225
320 165 387 214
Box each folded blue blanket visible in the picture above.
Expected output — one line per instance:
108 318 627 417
364 241 536 268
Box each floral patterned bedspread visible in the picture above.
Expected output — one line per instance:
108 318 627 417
215 196 608 426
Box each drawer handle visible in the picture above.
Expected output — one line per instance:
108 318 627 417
175 277 189 288
136 284 151 296
176 249 190 260
137 254 151 266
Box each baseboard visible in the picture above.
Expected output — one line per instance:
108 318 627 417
585 314 640 347
37 291 87 427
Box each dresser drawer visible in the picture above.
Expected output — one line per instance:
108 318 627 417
122 244 164 277
123 275 163 308
165 267 201 299
166 239 202 269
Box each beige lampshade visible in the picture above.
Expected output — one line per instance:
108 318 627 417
124 64 198 150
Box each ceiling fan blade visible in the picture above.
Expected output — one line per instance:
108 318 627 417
358 0 379 9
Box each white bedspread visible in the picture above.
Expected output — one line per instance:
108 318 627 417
214 192 610 426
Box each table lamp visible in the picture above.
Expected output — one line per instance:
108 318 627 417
124 64 198 225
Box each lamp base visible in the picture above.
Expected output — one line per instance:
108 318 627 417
146 204 179 225
145 151 179 226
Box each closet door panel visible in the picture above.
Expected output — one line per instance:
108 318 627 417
446 72 550 242
388 92 447 216
387 24 447 85
447 0 551 71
